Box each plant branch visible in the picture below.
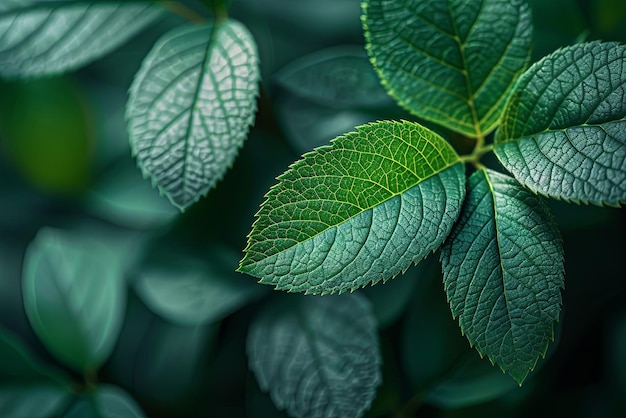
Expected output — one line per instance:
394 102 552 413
162 2 206 23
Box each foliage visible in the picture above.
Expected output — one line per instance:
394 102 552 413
0 0 625 417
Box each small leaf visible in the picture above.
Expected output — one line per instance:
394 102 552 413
495 41 626 205
22 227 126 373
239 120 466 295
363 0 532 137
0 385 72 418
127 20 260 211
0 1 163 78
441 169 564 384
134 248 263 326
247 293 381 418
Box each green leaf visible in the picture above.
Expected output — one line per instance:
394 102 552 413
127 20 260 211
247 293 381 418
495 41 626 206
440 168 564 384
63 385 147 418
134 248 263 326
239 120 466 295
0 385 72 418
22 227 126 373
0 1 163 78
363 0 532 137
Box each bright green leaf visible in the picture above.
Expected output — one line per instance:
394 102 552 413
134 248 263 326
495 41 626 206
0 1 163 78
0 385 72 418
247 294 381 418
363 0 532 137
239 120 465 295
22 227 126 373
441 169 564 384
127 20 260 211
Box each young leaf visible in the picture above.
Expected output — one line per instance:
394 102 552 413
22 228 126 373
363 0 532 137
440 168 564 384
495 41 626 206
127 20 260 211
0 1 163 78
239 120 466 295
247 294 381 418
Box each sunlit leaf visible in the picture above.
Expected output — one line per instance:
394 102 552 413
247 294 380 418
495 41 626 206
0 1 163 78
363 0 532 137
441 169 564 384
127 20 260 210
239 120 465 295
22 227 126 373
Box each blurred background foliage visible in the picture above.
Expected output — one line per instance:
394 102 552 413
0 0 625 417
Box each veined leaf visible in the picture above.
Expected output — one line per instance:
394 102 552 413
363 0 532 137
495 41 626 206
239 120 466 295
440 168 564 384
247 294 381 418
0 1 163 78
127 20 260 211
22 227 126 373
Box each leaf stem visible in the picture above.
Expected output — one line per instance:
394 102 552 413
162 2 206 23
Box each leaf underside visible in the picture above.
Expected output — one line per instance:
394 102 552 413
127 20 259 210
441 168 564 384
239 120 465 295
495 41 626 206
247 294 381 418
363 0 532 137
0 1 163 78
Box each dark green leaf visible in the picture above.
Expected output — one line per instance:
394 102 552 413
363 0 532 137
127 20 260 210
441 169 564 384
22 227 126 373
0 1 163 78
0 385 72 418
239 120 465 295
495 41 626 206
247 293 381 418
63 385 147 418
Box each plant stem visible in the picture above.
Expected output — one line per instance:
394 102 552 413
162 2 206 23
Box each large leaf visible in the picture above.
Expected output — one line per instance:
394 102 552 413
127 20 260 210
22 227 126 373
239 120 466 295
0 1 163 78
495 41 626 206
247 293 381 418
0 385 72 418
363 0 532 137
440 168 564 384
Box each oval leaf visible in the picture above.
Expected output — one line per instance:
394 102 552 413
495 41 626 205
127 20 260 210
363 0 532 137
22 227 126 373
440 168 564 384
0 2 163 78
247 294 381 418
239 120 465 295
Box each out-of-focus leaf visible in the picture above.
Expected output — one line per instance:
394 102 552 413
134 248 263 326
127 20 260 210
63 385 147 418
0 385 72 418
247 293 381 418
22 227 126 373
0 1 163 78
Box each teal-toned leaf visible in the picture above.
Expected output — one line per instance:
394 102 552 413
63 385 147 418
0 385 72 418
0 1 163 78
239 120 466 295
363 0 532 137
134 249 263 325
247 293 381 418
127 20 260 211
495 41 626 206
440 168 564 384
22 227 126 373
